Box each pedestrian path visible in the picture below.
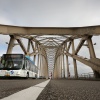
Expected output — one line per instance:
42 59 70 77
1 79 50 100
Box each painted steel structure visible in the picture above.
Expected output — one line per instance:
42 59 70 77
0 24 100 78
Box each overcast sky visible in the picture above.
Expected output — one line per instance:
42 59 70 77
0 0 100 27
0 0 100 76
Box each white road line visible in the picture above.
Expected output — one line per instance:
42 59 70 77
1 79 50 100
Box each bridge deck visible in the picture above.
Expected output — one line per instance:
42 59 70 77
37 79 100 100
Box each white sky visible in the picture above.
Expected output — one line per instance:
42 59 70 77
0 0 100 76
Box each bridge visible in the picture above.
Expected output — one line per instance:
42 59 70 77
0 24 100 79
0 24 100 100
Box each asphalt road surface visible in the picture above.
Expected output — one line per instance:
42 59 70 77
37 79 100 100
0 79 46 99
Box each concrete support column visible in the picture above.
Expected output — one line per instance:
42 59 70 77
41 56 48 79
53 62 56 78
72 40 78 78
6 35 15 54
60 55 62 78
87 37 100 78
44 58 47 78
54 60 57 78
87 36 96 58
55 61 57 78
45 58 48 79
63 54 65 78
39 55 42 77
57 57 60 78
42 56 45 77
73 59 78 78
43 56 48 79
54 55 63 79
66 55 70 78
53 63 55 78
37 54 40 77
56 57 59 78
54 62 57 78
41 55 44 77
59 56 62 78
55 56 61 79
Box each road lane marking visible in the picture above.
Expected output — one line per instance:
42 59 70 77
1 79 50 100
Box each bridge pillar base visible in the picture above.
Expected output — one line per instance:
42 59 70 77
93 70 100 78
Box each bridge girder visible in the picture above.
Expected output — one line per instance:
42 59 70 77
0 24 100 35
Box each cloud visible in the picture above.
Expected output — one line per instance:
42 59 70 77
1 0 100 27
0 16 12 25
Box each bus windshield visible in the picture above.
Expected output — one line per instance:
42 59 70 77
1 59 23 70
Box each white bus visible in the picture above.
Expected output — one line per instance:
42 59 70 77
0 54 38 78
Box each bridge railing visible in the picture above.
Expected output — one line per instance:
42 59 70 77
78 72 94 79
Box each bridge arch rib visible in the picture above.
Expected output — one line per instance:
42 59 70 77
54 35 100 78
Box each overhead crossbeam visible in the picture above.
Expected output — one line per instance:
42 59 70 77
0 24 100 35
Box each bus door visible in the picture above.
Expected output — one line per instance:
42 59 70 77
22 59 27 77
26 60 32 78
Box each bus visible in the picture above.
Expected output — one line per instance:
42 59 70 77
0 54 38 78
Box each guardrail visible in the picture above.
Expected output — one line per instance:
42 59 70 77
79 72 94 79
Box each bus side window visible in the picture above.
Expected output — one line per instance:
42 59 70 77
27 60 30 70
29 62 31 71
36 67 38 73
31 63 33 72
35 67 36 72
33 65 35 72
24 60 27 69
